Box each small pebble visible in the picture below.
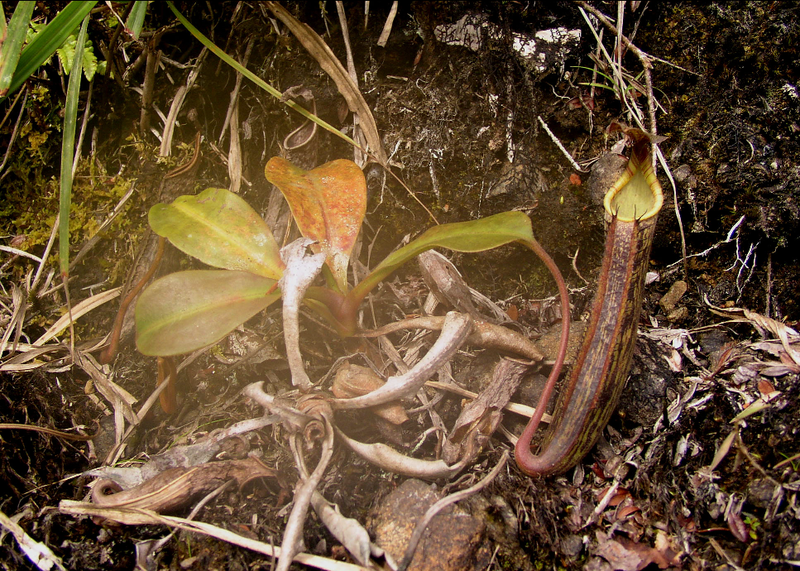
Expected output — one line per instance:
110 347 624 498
659 280 688 313
667 306 689 322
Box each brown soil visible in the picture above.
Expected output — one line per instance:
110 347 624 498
1 2 799 570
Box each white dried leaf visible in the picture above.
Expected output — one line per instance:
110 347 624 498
310 492 372 566
279 238 326 390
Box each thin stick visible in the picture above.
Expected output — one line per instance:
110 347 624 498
578 2 697 75
537 116 585 172
0 423 94 441
100 237 165 364
0 89 28 178
655 147 688 278
70 181 138 270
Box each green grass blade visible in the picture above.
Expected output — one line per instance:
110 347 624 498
0 1 36 96
126 1 148 40
165 1 362 153
571 65 614 84
2 1 97 100
58 15 89 277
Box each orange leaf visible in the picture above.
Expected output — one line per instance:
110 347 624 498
757 379 775 395
265 157 366 292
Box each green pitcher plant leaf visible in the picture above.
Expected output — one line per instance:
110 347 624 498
135 270 280 356
149 187 284 279
299 211 537 336
350 211 535 304
265 157 366 292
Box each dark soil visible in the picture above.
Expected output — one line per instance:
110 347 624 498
1 2 799 570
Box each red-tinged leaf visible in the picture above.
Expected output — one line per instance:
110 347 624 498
149 188 284 279
727 510 750 543
135 270 280 356
616 505 641 520
506 304 519 321
265 157 366 292
570 173 582 186
757 379 776 395
608 488 631 507
595 532 673 571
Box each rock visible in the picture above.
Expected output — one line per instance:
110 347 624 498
673 164 697 190
667 306 689 322
618 335 676 426
659 280 688 313
367 479 489 571
747 478 779 509
534 320 587 366
559 534 584 558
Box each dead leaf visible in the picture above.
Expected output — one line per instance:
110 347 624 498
757 379 776 395
310 491 373 567
442 359 527 465
332 363 409 424
616 505 641 520
594 531 672 571
418 250 481 318
705 298 800 366
759 364 797 377
727 509 750 543
91 457 276 515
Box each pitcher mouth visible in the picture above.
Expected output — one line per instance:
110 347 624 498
603 128 664 223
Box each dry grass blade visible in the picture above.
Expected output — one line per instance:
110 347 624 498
0 283 25 355
56 503 368 571
267 1 387 165
33 287 121 346
0 509 66 571
223 38 253 193
377 1 399 48
335 1 367 166
160 48 207 157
